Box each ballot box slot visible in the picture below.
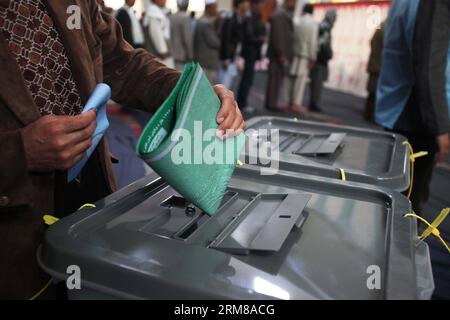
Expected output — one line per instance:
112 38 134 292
292 133 346 156
208 193 312 255
254 129 346 157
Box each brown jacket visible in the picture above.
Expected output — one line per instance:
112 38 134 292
0 0 179 299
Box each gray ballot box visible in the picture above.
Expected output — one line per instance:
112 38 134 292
243 116 410 191
38 170 433 300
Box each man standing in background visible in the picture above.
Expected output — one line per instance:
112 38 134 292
116 0 145 49
309 8 336 112
143 0 174 67
219 0 250 88
170 0 193 71
376 0 450 213
237 0 266 112
286 3 318 113
364 20 386 123
194 0 221 84
265 0 295 111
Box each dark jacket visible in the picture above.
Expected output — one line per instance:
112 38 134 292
219 12 243 61
241 10 266 61
316 25 333 66
267 7 294 62
0 0 179 299
116 7 134 47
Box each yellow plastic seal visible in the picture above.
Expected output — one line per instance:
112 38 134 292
404 208 450 253
339 168 346 181
402 141 428 199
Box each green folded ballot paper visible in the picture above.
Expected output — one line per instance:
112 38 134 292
136 63 246 215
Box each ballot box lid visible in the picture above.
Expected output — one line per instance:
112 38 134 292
242 116 410 192
38 171 433 300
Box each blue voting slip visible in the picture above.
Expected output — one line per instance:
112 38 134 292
67 84 111 182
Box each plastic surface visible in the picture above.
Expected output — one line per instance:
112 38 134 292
38 169 433 300
244 116 410 191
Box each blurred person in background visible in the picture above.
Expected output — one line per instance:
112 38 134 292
194 0 221 84
219 0 250 89
285 3 318 114
309 8 336 113
116 0 145 49
190 11 197 34
97 0 114 14
376 0 450 213
170 0 194 70
364 20 386 123
237 0 266 113
265 0 295 111
143 0 174 67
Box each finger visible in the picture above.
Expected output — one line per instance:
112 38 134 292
63 110 97 133
57 138 91 170
214 85 235 123
226 116 244 139
216 96 234 125
66 137 93 163
217 107 236 134
217 96 238 130
65 119 97 145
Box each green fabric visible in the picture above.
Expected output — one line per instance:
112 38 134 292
137 63 246 215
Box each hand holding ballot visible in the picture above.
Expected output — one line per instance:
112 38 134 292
137 63 246 215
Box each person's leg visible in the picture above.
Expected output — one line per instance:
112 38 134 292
403 134 439 213
265 60 282 110
237 57 256 108
309 64 325 111
281 74 294 108
292 59 308 109
364 92 376 122
309 65 319 110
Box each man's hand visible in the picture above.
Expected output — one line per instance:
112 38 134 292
20 111 97 172
214 85 245 140
436 133 450 163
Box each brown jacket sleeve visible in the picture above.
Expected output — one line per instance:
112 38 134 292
89 0 180 112
0 130 33 209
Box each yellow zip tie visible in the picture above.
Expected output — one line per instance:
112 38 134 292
420 208 449 241
78 203 96 210
43 214 59 226
404 210 450 253
339 168 346 181
402 141 428 199
43 203 96 226
30 279 52 300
